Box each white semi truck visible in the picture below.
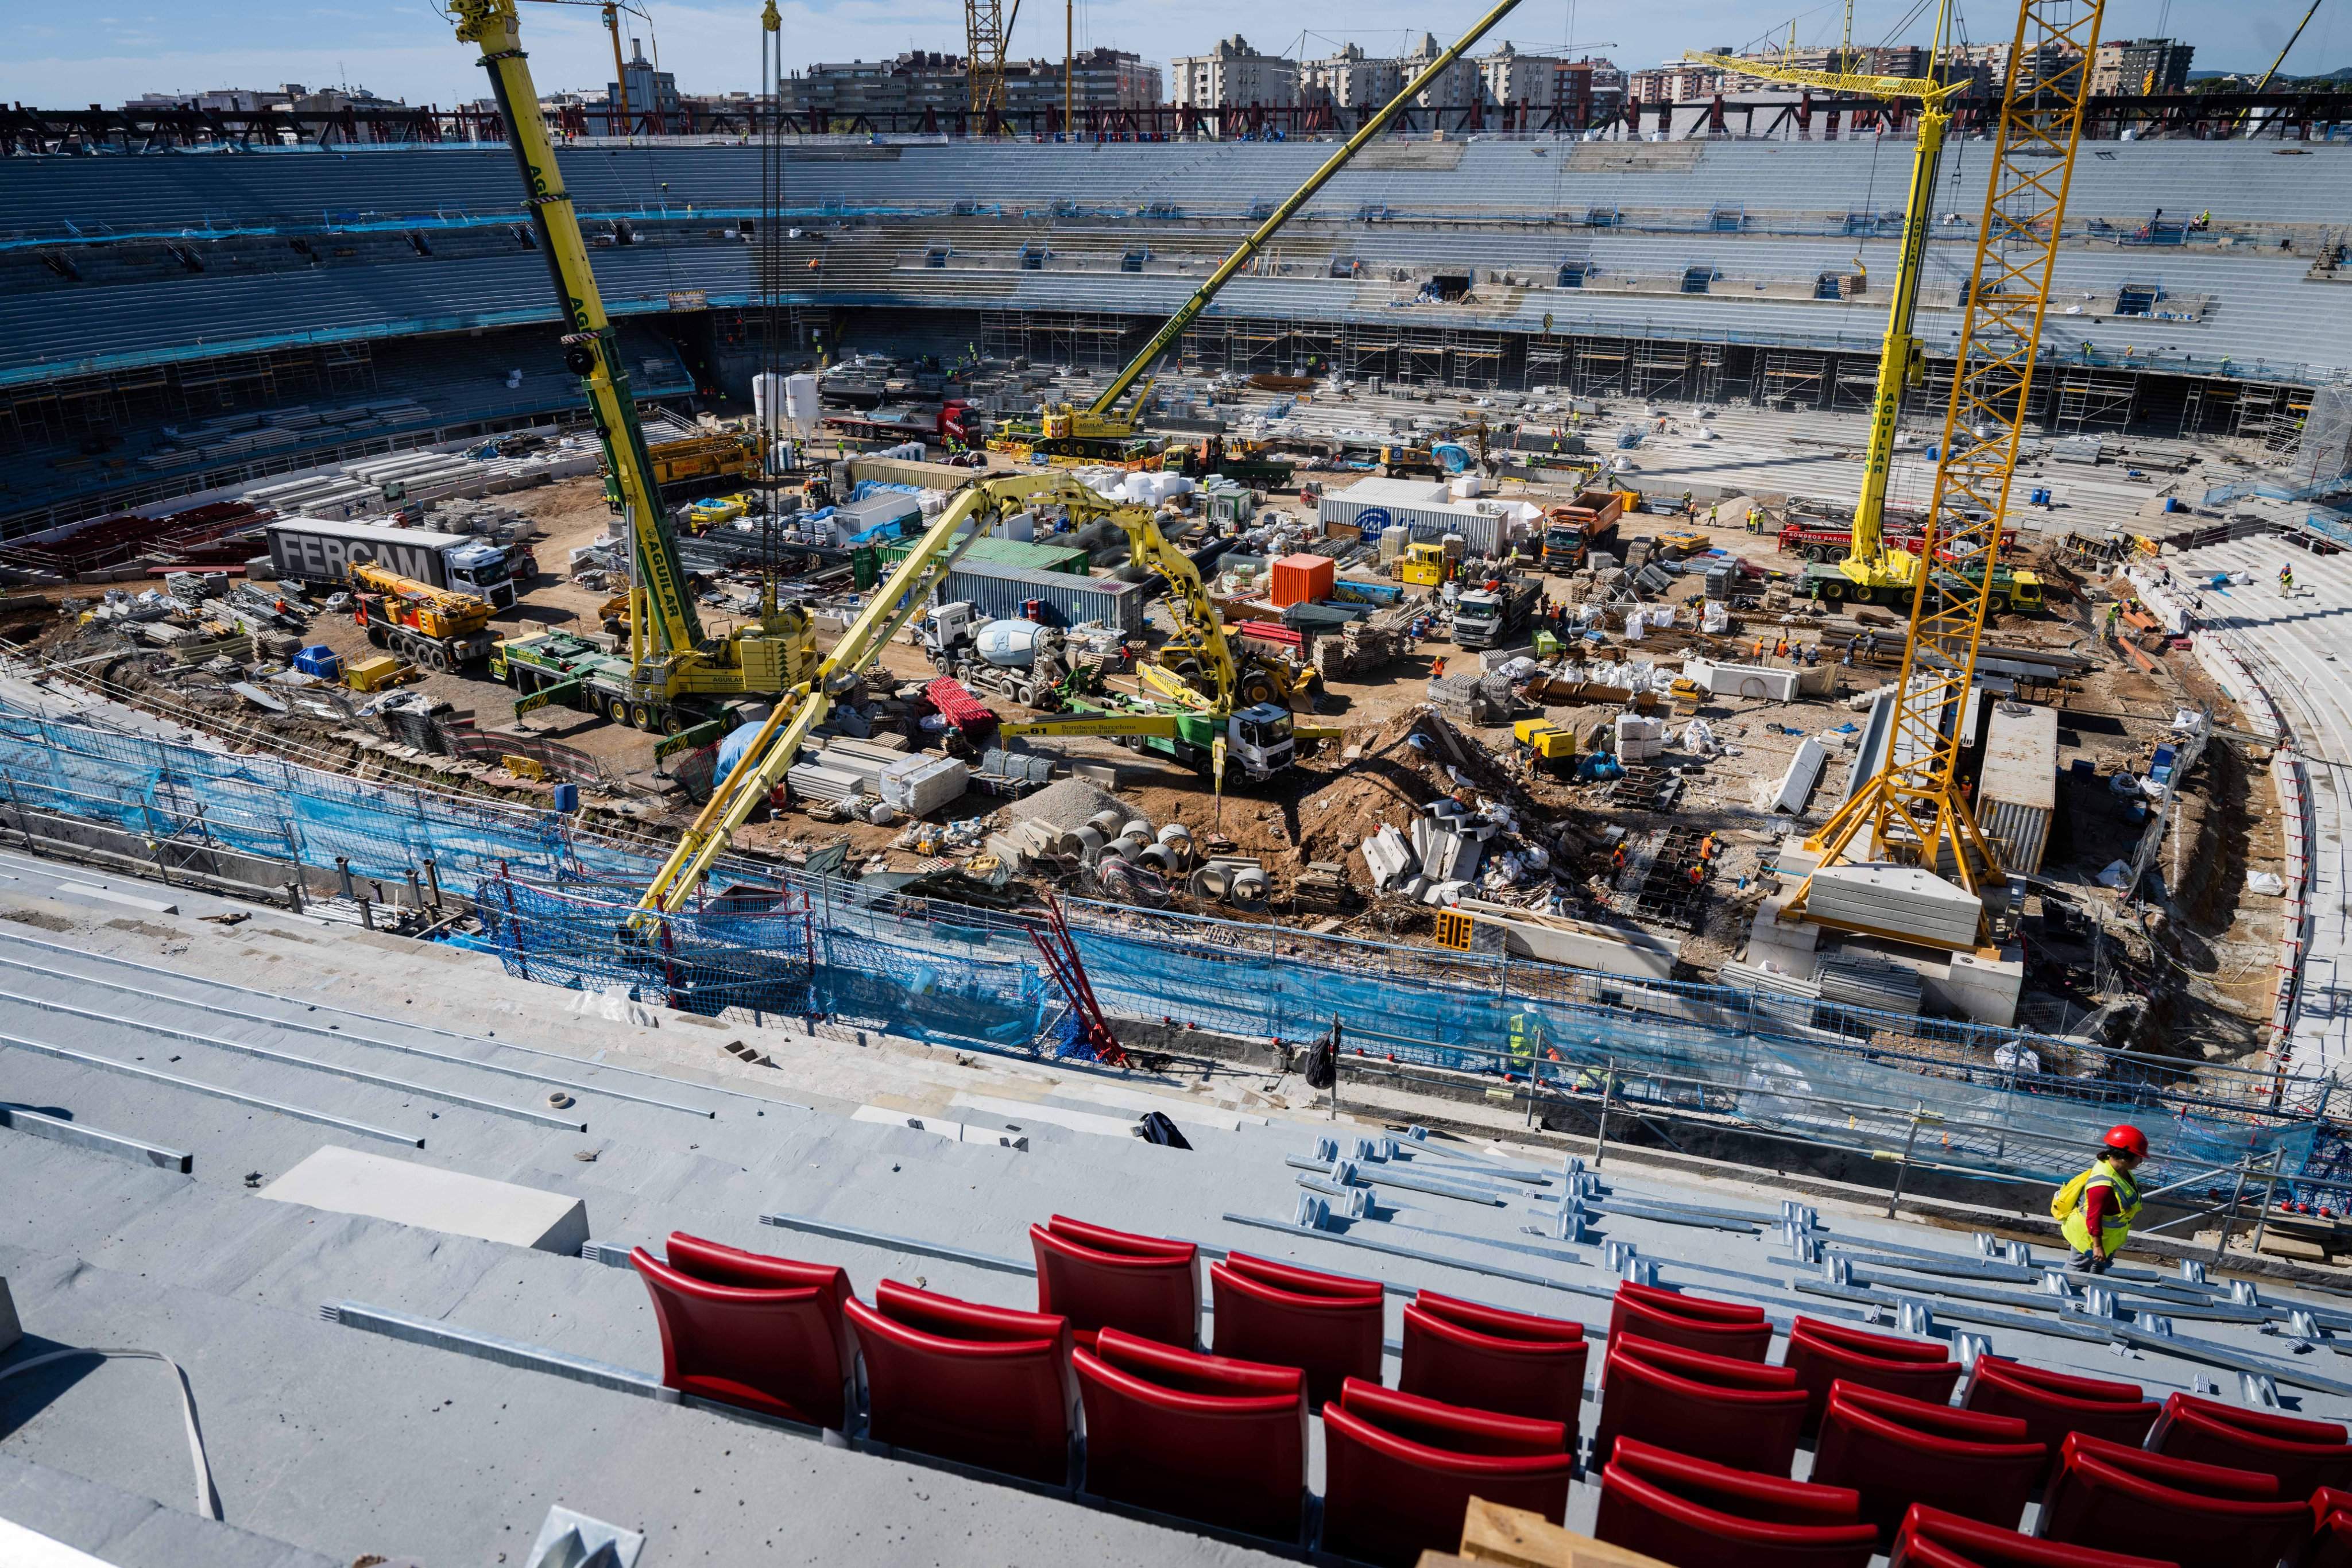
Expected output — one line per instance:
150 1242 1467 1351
262 517 521 609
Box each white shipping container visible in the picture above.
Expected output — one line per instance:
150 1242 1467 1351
1318 486 1517 555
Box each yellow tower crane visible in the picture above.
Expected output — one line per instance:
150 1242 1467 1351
1684 5 2049 617
1781 0 2109 942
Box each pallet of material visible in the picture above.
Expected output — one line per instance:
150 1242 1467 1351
1419 1497 1673 1568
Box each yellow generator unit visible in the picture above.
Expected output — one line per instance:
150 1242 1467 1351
1513 718 1577 760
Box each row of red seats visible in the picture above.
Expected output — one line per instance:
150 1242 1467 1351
630 1219 2352 1568
632 1221 1589 1563
1588 1278 2352 1568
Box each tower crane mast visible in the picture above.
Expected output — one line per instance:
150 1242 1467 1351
1784 0 2109 940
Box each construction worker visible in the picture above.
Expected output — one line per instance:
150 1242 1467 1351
1504 1005 1543 1074
1751 636 1767 661
1610 843 1630 874
2104 602 2122 637
1432 655 1448 680
2054 1125 2148 1275
1773 632 1790 661
2280 564 2296 596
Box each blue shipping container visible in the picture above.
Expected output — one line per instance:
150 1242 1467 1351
933 560 1145 634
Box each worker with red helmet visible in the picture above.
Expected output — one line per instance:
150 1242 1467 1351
2054 1124 2148 1275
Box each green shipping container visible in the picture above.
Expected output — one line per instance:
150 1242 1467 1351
879 536 1089 576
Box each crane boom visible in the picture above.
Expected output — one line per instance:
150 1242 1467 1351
2255 0 2323 92
1688 9 1961 574
1081 0 1522 422
450 0 702 656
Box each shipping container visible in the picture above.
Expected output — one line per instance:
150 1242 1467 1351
1976 700 2058 874
1270 553 1336 608
933 559 1144 634
1316 476 1518 556
881 535 1089 576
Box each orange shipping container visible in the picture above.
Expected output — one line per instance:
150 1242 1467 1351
1270 553 1336 609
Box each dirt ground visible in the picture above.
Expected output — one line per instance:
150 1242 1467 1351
24 452 2289 1062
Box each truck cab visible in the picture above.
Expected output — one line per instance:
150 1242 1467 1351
1222 703 1296 780
443 540 517 609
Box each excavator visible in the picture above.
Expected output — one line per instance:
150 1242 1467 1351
989 0 1519 467
349 563 498 672
451 0 820 744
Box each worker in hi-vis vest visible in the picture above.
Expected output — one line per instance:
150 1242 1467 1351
2053 1124 2148 1275
1505 1007 1542 1075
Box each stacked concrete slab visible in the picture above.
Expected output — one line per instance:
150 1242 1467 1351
1805 862 1984 950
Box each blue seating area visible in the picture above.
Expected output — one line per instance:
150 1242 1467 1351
4 138 2347 241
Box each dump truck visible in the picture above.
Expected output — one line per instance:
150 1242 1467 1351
265 517 520 609
349 562 497 671
1541 490 1627 571
1452 575 1542 650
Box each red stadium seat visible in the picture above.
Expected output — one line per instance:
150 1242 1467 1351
1071 1328 1306 1540
1961 1356 2161 1480
630 1231 853 1427
1809 1381 2046 1540
1889 1503 2179 1567
1207 1251 1383 1410
1782 1314 1959 1428
1593 1434 1878 1567
843 1280 1075 1484
1608 1278 1775 1362
1028 1215 1200 1352
1320 1377 1573 1568
1592 1330 1808 1475
1398 1290 1590 1437
2150 1391 2352 1500
2038 1430 2310 1568
2294 1489 2352 1568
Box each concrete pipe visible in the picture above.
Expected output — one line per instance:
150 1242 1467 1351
1121 818 1152 841
1074 826 1107 861
1231 866 1271 903
1194 864 1232 900
1087 808 1128 840
1054 830 1088 857
1113 832 1151 862
1136 843 1174 872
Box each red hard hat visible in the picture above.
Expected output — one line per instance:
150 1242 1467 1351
2103 1124 2149 1159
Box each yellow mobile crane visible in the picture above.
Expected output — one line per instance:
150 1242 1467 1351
1780 0 2108 943
1684 17 2041 617
991 0 1522 465
349 563 498 672
633 469 1337 915
450 0 819 737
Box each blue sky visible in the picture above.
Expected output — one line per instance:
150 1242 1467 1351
6 0 2337 110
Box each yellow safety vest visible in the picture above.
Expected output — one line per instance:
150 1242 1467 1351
2054 1158 2141 1255
1506 1013 1538 1061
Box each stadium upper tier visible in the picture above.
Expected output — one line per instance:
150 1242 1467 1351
6 137 2349 238
2 138 2346 389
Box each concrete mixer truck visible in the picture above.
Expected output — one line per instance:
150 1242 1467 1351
916 602 1102 710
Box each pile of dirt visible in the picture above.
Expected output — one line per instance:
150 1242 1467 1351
1290 704 1596 881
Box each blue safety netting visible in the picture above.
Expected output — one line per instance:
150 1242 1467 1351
0 702 2320 1188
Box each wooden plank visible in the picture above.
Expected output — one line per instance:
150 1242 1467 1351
1438 1498 1675 1568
